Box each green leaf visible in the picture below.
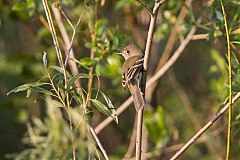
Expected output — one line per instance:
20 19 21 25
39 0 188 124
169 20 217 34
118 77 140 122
67 73 89 91
84 42 94 49
79 57 95 67
91 99 118 123
43 51 48 68
215 10 223 21
49 66 71 78
7 82 50 95
27 89 32 98
31 86 54 96
69 57 90 70
99 91 114 109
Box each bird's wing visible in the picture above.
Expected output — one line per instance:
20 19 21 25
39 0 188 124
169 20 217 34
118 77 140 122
122 55 144 88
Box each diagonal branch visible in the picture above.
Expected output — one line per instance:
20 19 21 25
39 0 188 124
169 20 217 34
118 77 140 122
170 92 240 160
89 124 110 160
136 0 153 16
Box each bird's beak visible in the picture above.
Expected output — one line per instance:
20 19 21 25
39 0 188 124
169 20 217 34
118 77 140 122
116 49 122 55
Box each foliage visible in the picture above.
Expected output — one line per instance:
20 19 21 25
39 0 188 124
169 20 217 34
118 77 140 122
6 97 89 160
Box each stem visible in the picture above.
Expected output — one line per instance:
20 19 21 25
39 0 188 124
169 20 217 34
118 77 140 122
136 1 165 159
170 92 240 160
220 0 232 159
136 0 153 16
42 1 75 159
88 125 110 160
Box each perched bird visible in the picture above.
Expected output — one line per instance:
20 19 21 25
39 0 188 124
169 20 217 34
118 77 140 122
118 44 145 111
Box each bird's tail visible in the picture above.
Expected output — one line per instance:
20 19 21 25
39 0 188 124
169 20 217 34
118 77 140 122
128 82 144 111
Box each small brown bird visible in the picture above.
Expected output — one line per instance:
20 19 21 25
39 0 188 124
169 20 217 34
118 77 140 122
118 44 145 111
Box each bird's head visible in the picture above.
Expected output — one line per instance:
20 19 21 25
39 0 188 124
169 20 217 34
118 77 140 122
117 44 144 60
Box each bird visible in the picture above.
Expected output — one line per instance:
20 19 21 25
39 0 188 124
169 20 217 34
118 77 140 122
118 44 145 111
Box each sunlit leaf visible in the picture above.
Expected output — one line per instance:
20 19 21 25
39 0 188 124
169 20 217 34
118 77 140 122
31 86 54 96
96 91 118 123
42 51 48 68
7 82 50 95
79 57 95 67
84 42 94 49
215 10 223 21
26 89 31 98
49 65 71 78
91 99 118 123
69 57 90 70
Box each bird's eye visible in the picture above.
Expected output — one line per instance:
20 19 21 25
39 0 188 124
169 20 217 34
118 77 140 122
127 50 130 53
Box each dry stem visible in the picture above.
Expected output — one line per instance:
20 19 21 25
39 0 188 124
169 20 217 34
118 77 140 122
170 92 240 160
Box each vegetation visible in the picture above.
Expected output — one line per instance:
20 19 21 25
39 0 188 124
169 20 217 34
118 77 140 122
0 0 240 159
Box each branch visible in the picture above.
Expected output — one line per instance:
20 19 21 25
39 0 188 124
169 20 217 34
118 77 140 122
51 4 87 107
136 0 153 16
167 70 221 159
128 127 224 159
42 0 64 66
88 124 110 160
220 0 232 159
170 92 240 160
136 1 165 159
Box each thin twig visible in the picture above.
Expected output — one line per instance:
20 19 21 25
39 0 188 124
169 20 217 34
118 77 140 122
136 1 165 159
128 127 224 159
42 0 64 66
230 42 240 55
191 33 209 40
63 1 87 67
51 5 87 111
88 124 110 160
136 0 153 16
167 70 221 159
42 1 75 159
220 0 232 159
170 92 240 160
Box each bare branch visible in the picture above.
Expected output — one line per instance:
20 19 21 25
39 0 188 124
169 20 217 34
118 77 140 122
51 5 86 105
136 0 153 16
170 92 240 160
89 124 110 160
63 1 87 67
136 0 165 159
